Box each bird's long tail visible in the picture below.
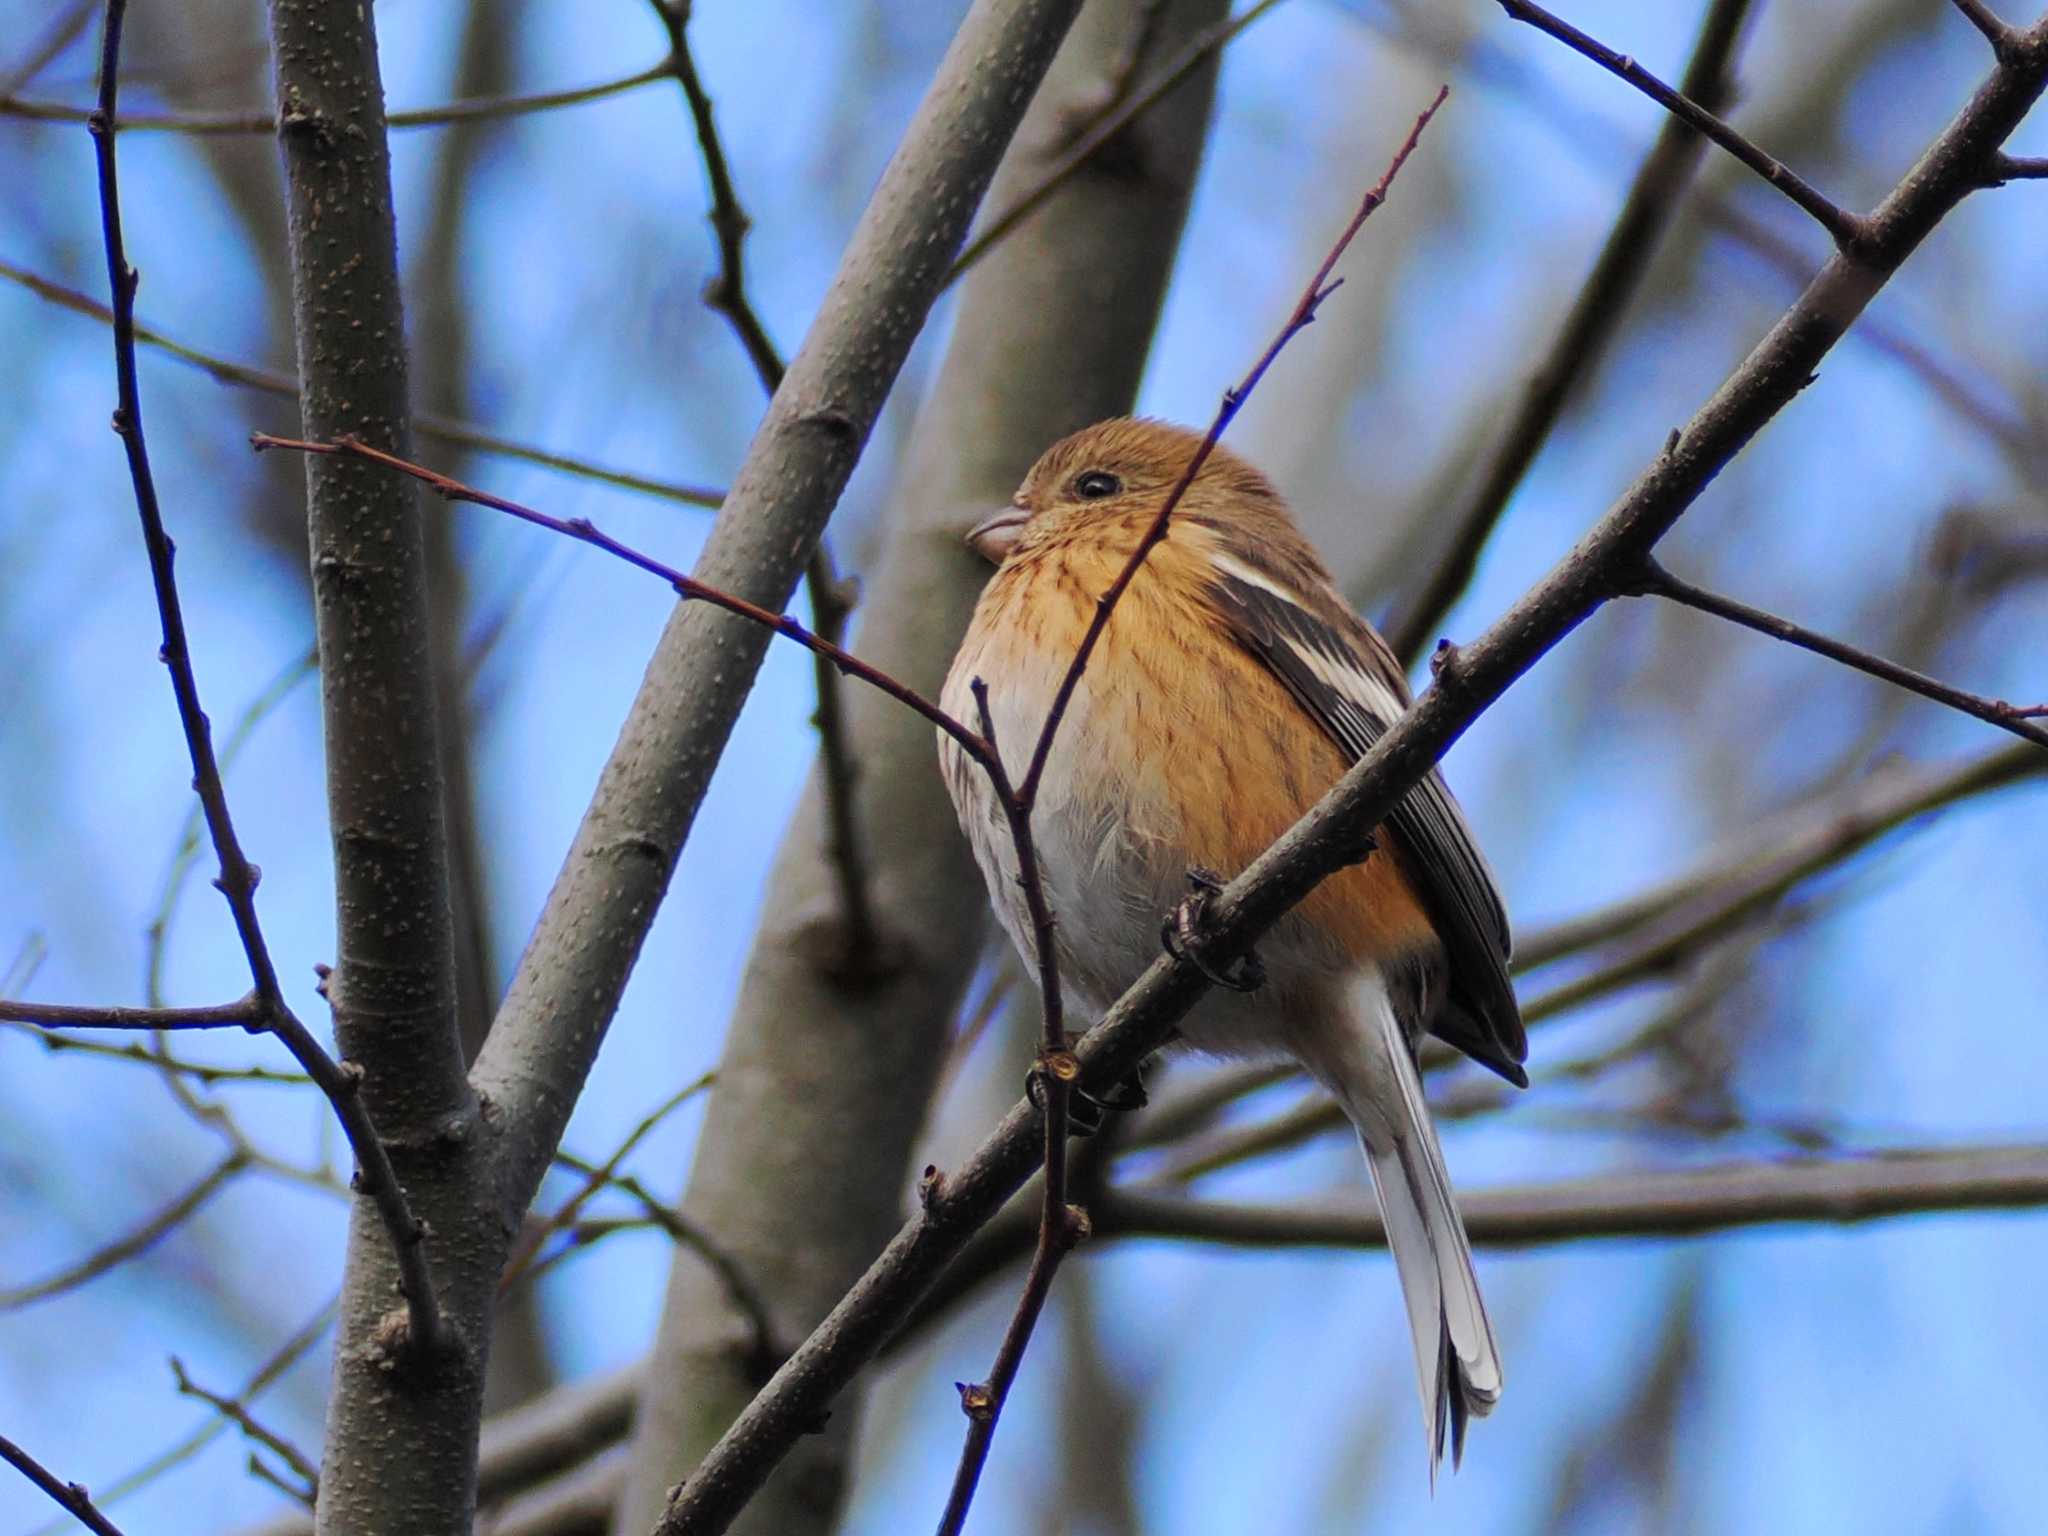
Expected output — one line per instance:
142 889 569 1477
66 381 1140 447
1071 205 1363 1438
1321 979 1502 1477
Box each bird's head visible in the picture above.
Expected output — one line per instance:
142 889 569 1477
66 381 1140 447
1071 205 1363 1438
966 417 1286 564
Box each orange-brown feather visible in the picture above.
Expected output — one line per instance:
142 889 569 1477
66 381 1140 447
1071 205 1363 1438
971 494 1439 970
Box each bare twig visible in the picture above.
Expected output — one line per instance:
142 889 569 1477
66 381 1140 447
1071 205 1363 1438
1386 0 1758 665
639 0 877 967
1496 0 1864 247
1101 1142 2048 1248
1989 151 2048 178
0 1434 129 1536
249 434 1000 779
1625 558 2048 750
502 1072 714 1290
0 997 260 1030
23 1297 334 1535
0 57 671 134
169 1357 320 1494
0 1150 247 1309
946 0 1286 287
0 258 726 507
84 0 441 1357
1016 85 1451 809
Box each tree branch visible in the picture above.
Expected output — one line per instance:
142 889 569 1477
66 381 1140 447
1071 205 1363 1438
656 22 2048 1528
1101 1143 2048 1248
0 1433 128 1536
0 58 671 135
1385 0 1758 665
0 259 727 507
1625 557 2048 750
1496 0 1864 247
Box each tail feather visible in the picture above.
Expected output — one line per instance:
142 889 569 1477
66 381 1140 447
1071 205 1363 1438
1325 980 1502 1478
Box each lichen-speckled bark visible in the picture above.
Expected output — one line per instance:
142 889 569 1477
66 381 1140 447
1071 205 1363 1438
264 4 488 1535
610 4 1229 1533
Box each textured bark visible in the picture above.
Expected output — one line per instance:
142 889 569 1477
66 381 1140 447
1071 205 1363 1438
263 4 488 1535
408 0 558 1416
609 4 1228 1534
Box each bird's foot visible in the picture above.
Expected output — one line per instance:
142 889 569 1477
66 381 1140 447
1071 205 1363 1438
1161 866 1265 993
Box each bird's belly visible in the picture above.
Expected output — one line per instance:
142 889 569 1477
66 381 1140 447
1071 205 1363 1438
941 650 1341 1061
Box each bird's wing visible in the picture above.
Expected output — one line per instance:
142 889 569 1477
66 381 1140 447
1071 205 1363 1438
1206 554 1527 1085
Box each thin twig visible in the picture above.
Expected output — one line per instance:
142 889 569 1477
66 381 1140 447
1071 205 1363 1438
1386 0 1758 665
0 257 727 507
28 1297 337 1533
0 57 671 135
946 0 1287 288
1495 0 1864 248
0 997 260 1030
84 0 442 1358
544 1152 783 1378
936 89 1450 1536
1951 0 2018 51
0 1151 247 1309
1626 558 2048 750
0 1020 311 1085
249 434 1000 779
502 1073 715 1290
1989 151 2048 178
169 1357 320 1493
642 0 878 965
0 1434 129 1536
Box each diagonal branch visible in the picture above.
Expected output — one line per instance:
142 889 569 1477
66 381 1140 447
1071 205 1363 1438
0 1434 128 1536
1386 0 1759 665
1624 557 2048 750
1496 0 1864 248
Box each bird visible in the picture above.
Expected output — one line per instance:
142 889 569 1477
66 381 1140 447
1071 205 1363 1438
937 417 1527 1474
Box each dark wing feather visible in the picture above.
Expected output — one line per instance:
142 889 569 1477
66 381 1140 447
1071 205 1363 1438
1210 567 1527 1087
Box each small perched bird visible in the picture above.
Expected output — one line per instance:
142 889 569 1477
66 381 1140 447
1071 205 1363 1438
939 418 1527 1472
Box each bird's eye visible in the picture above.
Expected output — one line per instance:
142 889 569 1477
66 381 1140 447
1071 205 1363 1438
1073 470 1122 500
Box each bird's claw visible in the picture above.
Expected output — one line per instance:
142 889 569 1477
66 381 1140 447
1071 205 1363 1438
1161 866 1265 993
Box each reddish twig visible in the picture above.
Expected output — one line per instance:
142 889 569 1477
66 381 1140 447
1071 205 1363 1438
935 88 1450 1536
1496 0 1864 248
248 433 1000 781
0 1433 128 1536
81 0 442 1358
1624 558 2048 751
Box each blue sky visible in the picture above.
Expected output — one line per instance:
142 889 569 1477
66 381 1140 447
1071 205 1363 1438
3 1 2046 1532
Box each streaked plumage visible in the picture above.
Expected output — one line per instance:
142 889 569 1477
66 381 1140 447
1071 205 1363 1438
939 418 1526 1473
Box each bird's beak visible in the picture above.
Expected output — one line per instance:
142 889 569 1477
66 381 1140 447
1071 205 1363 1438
966 506 1029 564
